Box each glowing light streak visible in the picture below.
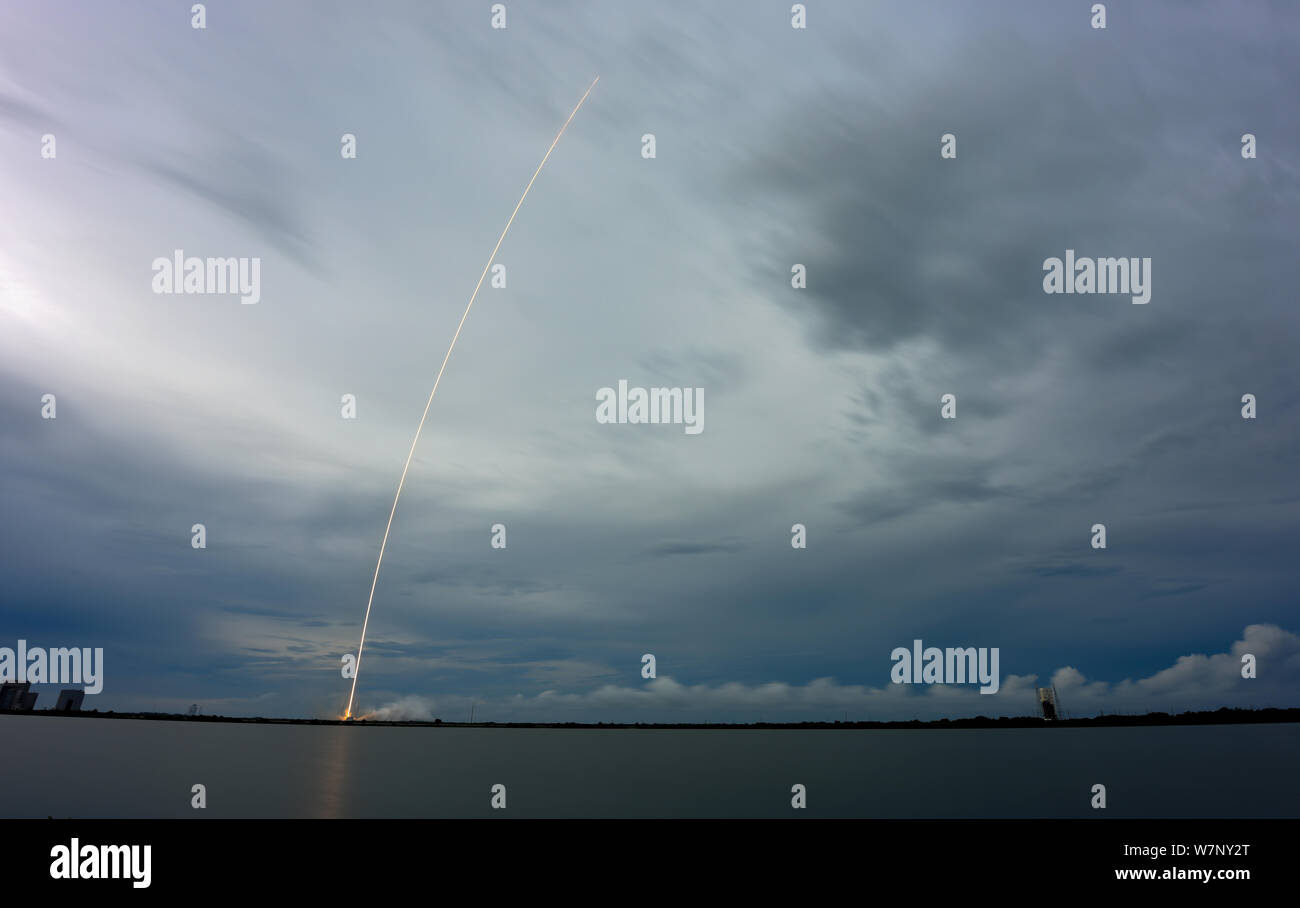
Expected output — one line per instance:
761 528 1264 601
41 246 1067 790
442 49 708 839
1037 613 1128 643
344 77 599 719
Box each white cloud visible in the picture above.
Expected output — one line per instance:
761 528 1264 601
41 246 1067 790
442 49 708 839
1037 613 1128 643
366 695 437 722
361 625 1298 723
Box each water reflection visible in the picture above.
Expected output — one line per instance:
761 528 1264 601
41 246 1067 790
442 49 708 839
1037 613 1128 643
314 727 354 818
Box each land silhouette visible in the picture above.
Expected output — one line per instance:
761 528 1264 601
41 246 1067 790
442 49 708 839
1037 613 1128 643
2 705 1295 730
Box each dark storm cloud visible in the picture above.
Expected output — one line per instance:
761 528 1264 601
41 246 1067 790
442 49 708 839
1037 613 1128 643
215 603 334 624
636 348 746 395
139 145 319 269
838 468 1014 525
2 1 1297 722
719 6 1300 606
1018 559 1123 579
734 15 1299 372
842 363 1015 437
0 91 52 128
646 539 744 557
407 564 557 596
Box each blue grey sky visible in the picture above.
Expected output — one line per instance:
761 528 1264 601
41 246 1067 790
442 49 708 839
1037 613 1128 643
1 1 1297 721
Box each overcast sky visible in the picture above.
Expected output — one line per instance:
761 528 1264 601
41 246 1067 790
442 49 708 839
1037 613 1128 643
1 1 1297 721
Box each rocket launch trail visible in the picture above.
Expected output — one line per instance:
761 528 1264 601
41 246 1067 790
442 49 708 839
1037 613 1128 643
344 76 599 719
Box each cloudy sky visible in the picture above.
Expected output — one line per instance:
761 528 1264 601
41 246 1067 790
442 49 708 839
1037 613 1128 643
1 1 1297 722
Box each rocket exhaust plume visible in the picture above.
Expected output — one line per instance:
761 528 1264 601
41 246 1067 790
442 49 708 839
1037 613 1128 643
344 77 599 719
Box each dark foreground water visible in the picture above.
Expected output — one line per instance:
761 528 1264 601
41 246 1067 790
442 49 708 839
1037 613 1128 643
3 716 1297 818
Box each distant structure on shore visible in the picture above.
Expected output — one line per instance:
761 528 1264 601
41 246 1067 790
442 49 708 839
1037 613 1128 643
0 682 37 711
1036 686 1063 721
54 690 86 712
1 703 1295 728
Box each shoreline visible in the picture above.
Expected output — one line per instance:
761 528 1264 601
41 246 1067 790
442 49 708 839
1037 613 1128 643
1 705 1296 730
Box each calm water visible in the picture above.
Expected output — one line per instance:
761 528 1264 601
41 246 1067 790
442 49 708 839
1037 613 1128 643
3 716 1297 818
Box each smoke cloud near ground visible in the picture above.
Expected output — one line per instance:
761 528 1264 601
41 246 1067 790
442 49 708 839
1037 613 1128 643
357 624 1296 724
